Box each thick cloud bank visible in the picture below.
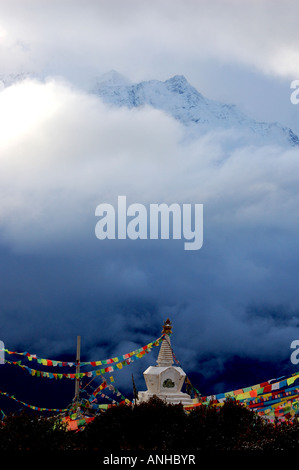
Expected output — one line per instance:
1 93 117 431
0 77 298 394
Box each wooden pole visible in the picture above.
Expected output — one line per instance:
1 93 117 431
75 336 81 400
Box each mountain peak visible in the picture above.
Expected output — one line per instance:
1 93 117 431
92 72 299 147
93 70 131 88
166 74 188 84
165 75 192 94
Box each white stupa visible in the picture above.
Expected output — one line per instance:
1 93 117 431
137 319 194 405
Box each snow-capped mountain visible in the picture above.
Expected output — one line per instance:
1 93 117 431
1 69 298 147
92 71 299 147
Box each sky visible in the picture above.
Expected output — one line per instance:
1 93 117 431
0 0 298 408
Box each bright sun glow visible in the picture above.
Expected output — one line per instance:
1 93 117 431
0 80 61 148
0 25 7 38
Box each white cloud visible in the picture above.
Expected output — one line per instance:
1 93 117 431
0 0 299 81
0 78 185 248
0 77 298 257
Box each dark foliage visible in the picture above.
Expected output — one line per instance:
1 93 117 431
0 410 70 451
0 397 299 451
79 396 188 451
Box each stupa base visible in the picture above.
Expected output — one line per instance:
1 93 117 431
137 390 193 405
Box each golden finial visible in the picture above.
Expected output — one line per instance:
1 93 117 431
162 318 172 335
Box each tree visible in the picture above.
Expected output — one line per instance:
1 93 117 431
0 410 70 451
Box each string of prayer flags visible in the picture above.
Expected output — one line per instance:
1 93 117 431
183 370 299 421
193 371 299 405
1 334 165 368
88 378 130 403
4 335 165 380
0 390 68 413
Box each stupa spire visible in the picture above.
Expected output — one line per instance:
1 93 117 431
157 318 174 367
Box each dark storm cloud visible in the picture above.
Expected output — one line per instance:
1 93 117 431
0 76 298 397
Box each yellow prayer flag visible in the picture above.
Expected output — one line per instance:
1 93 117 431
287 374 299 385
